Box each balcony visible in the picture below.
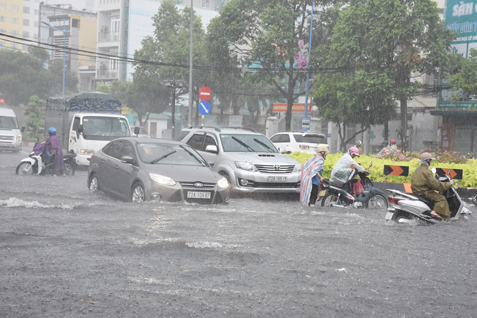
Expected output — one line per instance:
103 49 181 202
98 32 120 43
97 68 118 79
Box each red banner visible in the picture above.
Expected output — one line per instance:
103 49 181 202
272 103 312 113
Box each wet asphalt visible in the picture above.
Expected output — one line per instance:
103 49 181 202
1 147 476 317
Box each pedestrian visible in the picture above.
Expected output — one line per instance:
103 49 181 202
300 145 329 206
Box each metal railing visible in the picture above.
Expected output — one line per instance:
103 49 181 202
96 68 118 79
98 32 120 42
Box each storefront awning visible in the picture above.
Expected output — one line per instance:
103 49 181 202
430 110 477 116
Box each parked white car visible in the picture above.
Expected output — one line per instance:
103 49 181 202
131 126 150 138
270 132 328 154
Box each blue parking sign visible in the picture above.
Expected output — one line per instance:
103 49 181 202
199 101 211 115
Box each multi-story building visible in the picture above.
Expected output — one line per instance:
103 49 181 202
38 3 97 91
0 0 24 51
94 0 228 88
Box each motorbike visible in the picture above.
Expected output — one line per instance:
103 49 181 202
385 168 472 224
318 163 388 209
16 147 77 176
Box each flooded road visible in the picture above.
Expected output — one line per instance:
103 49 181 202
1 148 476 317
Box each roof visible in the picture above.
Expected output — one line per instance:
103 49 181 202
430 110 477 116
184 126 259 134
0 107 16 117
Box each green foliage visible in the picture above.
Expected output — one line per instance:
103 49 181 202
23 95 45 141
288 152 477 187
28 46 50 63
96 85 110 94
449 48 477 104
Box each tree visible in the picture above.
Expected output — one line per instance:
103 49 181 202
23 95 45 141
48 59 78 95
0 50 55 105
206 0 336 131
448 48 477 103
96 84 110 94
28 46 50 64
324 0 455 149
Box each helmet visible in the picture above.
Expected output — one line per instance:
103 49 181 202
317 145 329 155
390 139 396 144
349 146 360 157
420 152 436 161
356 140 362 146
48 127 56 135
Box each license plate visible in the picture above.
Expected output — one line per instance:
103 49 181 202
385 211 394 220
318 190 326 197
267 176 287 182
187 191 211 199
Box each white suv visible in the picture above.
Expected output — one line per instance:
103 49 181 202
270 132 328 154
176 127 302 193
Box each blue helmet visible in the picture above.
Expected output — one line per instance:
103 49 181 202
48 127 56 135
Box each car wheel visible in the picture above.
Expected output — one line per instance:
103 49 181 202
131 182 145 202
89 174 100 191
16 162 34 175
366 194 388 209
321 193 341 207
64 163 75 176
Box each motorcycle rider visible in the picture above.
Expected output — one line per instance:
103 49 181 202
300 145 329 206
411 152 453 220
330 146 369 184
44 127 65 177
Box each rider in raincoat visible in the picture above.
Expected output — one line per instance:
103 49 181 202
330 147 368 184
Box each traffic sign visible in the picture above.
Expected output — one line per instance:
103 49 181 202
301 116 311 131
199 101 211 115
199 86 212 101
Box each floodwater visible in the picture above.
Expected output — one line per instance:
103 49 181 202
1 148 476 317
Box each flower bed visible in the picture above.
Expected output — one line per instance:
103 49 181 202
287 151 477 188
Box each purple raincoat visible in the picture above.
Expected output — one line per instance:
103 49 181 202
45 135 65 173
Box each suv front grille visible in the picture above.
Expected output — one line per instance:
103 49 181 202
254 164 295 174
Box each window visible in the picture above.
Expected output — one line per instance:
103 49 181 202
72 19 80 28
34 21 37 27
110 58 118 70
22 31 29 38
104 140 123 160
0 4 6 10
187 134 205 150
0 28 5 33
12 42 18 49
12 5 19 11
120 141 136 161
11 17 19 24
34 9 38 15
0 16 6 22
11 30 19 36
201 0 209 8
271 134 290 143
23 6 30 13
23 19 29 26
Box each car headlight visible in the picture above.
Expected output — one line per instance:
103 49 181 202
217 177 229 189
80 149 95 155
149 173 176 186
235 161 258 172
293 163 302 172
16 134 22 142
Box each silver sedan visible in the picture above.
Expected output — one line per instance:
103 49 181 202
87 138 230 203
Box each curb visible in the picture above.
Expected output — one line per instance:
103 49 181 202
373 182 477 200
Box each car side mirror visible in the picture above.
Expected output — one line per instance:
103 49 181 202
278 147 286 154
121 155 135 165
20 126 25 132
369 161 373 168
134 127 140 135
205 145 218 154
208 162 215 168
78 124 84 133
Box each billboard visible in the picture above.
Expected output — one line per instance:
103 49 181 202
445 0 477 57
126 0 219 81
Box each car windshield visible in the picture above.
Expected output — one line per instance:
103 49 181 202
137 143 208 166
220 134 278 153
0 116 19 129
294 134 326 144
83 117 131 140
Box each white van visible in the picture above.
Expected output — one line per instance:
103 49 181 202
0 107 22 152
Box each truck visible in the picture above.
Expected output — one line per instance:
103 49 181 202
45 92 131 166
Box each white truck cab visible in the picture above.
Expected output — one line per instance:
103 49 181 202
0 107 22 152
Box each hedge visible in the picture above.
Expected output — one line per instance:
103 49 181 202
287 152 477 188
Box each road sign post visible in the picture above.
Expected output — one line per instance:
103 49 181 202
301 117 311 131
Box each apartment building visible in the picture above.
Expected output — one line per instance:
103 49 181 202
94 0 228 88
0 0 24 51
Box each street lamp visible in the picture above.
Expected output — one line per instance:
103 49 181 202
40 18 72 98
163 79 188 139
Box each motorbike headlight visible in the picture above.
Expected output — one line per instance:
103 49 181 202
149 173 176 186
16 134 22 142
235 161 258 172
293 163 302 172
80 149 96 155
217 177 229 189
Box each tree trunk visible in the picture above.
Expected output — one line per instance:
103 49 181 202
400 98 407 151
384 121 388 143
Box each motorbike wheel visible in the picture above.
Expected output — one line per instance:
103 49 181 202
64 163 75 176
393 210 416 223
16 162 34 175
131 182 145 203
321 193 341 207
366 194 388 209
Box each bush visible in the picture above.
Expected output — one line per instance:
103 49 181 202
287 151 477 188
